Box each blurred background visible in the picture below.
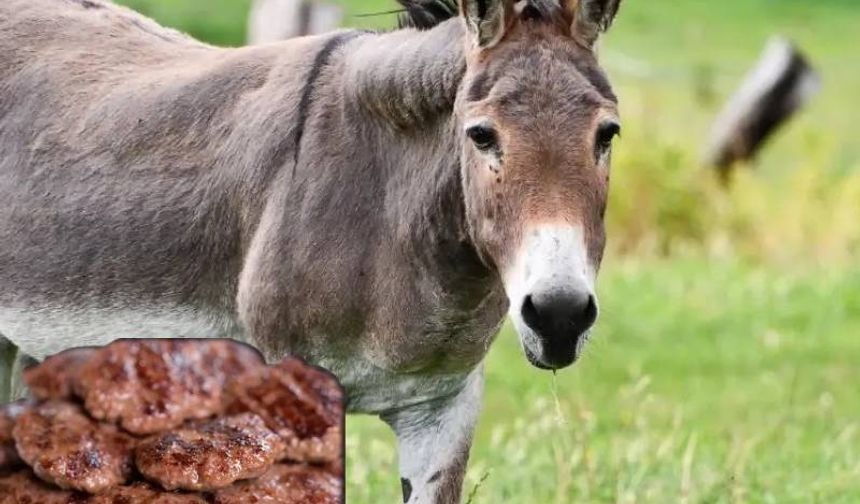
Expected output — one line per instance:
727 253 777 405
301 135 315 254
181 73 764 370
115 0 860 501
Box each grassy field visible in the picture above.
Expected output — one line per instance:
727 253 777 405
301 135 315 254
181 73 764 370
348 260 860 502
110 0 860 501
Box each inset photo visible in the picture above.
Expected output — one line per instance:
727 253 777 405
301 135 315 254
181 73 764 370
0 339 343 503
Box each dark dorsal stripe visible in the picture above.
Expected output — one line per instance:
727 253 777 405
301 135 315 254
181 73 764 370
398 0 566 30
293 32 362 172
396 0 458 30
69 0 103 9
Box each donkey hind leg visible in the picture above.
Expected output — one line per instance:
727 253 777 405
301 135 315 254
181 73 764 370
0 335 36 402
10 348 35 401
382 368 484 504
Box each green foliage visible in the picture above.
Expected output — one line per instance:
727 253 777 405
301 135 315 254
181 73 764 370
598 0 860 264
117 0 252 46
594 68 860 263
606 124 860 264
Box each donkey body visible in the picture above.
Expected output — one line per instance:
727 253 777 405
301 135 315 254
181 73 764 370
0 0 622 501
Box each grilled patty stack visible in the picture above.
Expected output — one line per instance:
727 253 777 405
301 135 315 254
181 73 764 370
0 339 343 503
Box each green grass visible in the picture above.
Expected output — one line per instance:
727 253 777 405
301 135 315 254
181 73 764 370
347 260 860 502
106 1 860 501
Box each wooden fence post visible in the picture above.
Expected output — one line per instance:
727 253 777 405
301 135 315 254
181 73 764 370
705 37 820 178
247 0 343 44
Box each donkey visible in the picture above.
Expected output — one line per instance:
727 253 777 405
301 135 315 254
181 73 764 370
0 0 623 500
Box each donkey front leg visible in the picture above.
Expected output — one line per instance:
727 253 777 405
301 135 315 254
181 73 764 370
382 368 484 504
0 336 36 402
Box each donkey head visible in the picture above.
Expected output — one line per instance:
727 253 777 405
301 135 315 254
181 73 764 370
456 0 622 369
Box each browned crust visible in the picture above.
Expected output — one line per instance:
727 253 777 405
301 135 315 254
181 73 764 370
275 357 344 424
223 362 342 463
0 470 89 504
89 481 212 503
135 413 284 491
0 400 31 473
12 401 135 494
23 348 96 400
75 340 265 435
212 464 341 504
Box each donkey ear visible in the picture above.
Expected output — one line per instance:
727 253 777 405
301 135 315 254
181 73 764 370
460 0 512 48
571 0 622 47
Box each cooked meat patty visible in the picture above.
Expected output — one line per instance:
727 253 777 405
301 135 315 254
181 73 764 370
135 413 283 491
12 401 134 494
0 401 30 473
3 342 343 500
324 458 343 478
76 340 264 434
224 363 342 463
200 341 267 381
0 472 210 504
23 348 95 400
89 482 211 503
212 464 341 504
276 358 344 423
0 470 89 504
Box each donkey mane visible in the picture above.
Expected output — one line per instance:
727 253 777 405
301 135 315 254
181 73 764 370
396 0 458 29
396 0 567 30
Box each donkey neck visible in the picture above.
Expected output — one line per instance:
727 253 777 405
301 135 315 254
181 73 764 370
339 23 501 310
386 118 489 285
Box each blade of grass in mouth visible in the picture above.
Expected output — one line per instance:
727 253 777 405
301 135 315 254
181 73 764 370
550 370 568 428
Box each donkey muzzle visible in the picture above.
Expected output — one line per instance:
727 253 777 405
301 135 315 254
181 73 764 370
520 282 597 369
503 224 599 370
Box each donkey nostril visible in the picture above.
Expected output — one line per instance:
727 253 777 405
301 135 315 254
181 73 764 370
581 295 598 328
521 294 541 330
521 288 596 339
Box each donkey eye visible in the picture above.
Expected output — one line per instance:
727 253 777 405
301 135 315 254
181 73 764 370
466 125 498 151
595 121 621 156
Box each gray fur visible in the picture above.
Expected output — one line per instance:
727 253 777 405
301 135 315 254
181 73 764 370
0 0 622 501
